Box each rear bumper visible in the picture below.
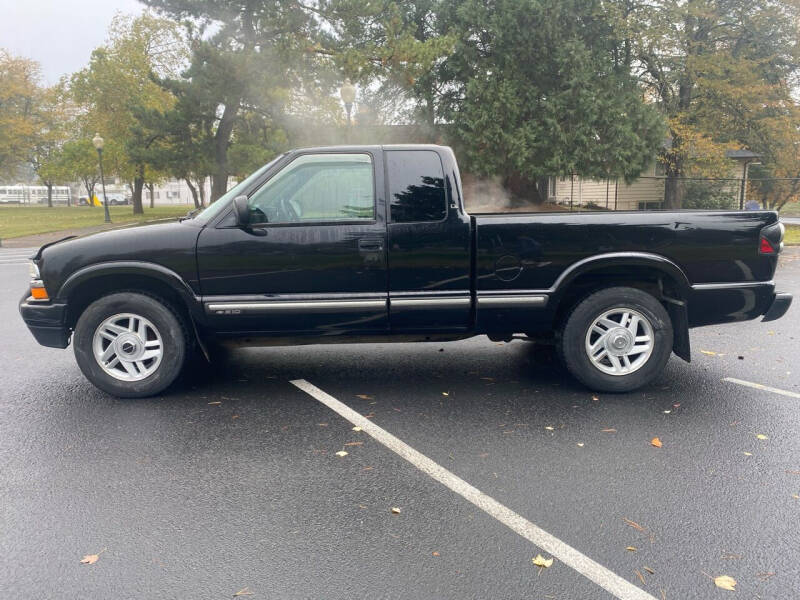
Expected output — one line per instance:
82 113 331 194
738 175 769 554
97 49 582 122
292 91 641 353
19 293 70 348
688 281 792 327
762 292 792 322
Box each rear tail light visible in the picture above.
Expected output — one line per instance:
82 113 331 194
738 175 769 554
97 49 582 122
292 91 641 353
759 221 785 255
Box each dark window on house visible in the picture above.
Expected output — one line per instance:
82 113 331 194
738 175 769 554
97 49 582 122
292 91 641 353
387 150 446 222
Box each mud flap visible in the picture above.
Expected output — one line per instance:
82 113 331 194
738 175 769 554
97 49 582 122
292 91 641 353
665 300 690 362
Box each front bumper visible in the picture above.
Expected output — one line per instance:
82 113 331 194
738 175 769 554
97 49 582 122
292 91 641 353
762 292 793 322
19 293 70 348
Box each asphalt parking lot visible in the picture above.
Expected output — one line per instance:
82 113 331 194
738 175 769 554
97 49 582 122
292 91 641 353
1 246 798 600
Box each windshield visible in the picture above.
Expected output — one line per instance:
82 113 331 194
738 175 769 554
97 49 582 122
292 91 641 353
193 154 286 223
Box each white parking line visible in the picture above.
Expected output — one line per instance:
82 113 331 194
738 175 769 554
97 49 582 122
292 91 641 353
291 378 657 600
723 377 800 399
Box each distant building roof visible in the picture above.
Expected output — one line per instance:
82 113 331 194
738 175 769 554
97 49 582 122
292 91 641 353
726 149 762 160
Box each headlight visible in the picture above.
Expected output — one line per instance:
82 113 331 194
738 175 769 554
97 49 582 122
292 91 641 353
29 260 40 279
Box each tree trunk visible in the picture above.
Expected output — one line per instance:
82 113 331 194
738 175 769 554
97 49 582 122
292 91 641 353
186 178 201 209
197 177 206 207
148 183 155 209
46 182 53 208
132 165 145 215
211 102 238 202
504 172 546 204
663 172 683 209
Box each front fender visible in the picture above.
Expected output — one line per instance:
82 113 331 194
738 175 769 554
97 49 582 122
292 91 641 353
56 261 204 321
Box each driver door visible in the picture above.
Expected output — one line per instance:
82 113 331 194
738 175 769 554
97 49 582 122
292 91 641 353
196 149 389 335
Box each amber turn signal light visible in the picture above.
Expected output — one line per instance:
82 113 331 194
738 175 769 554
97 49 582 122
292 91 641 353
30 281 49 300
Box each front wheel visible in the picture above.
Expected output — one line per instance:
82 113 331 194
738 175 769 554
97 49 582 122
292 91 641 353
558 287 673 393
73 293 187 398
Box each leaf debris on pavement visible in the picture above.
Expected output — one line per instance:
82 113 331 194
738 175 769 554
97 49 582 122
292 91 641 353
623 518 645 531
532 554 554 568
233 587 254 596
713 575 737 591
651 437 663 448
756 433 769 440
79 548 106 565
335 450 348 457
391 507 401 514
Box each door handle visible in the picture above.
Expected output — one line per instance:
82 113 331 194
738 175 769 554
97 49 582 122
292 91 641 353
358 239 384 252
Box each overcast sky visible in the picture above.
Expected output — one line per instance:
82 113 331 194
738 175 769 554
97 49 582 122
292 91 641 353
0 0 145 83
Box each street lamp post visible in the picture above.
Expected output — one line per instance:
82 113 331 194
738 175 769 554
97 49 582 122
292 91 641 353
92 133 111 223
340 79 356 126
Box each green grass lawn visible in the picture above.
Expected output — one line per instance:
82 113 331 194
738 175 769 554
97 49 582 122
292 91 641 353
0 204 191 239
785 224 800 245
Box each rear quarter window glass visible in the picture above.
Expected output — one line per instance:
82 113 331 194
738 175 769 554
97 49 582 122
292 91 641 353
387 150 446 222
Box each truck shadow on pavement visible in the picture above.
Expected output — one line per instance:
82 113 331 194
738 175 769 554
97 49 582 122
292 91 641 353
177 339 692 419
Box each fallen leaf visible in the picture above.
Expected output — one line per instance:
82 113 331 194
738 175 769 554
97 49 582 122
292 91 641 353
644 566 655 575
623 518 645 531
651 437 663 448
532 554 554 568
576 443 584 447
743 452 752 456
233 587 254 597
792 493 799 499
344 441 363 447
756 434 769 440
713 575 737 591
432 551 440 557
592 395 599 401
335 450 348 457
663 410 672 414
626 546 637 552
635 570 646 585
352 426 362 432
318 423 328 427
207 401 221 405
700 350 717 356
545 426 554 431
356 394 373 400
391 507 401 514
442 392 449 396
231 415 239 419
79 548 105 565
601 428 617 433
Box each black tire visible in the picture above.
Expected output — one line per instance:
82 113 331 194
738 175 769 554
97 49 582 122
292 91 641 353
73 292 187 398
557 287 673 393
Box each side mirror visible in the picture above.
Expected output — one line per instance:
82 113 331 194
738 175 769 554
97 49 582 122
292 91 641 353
232 195 250 227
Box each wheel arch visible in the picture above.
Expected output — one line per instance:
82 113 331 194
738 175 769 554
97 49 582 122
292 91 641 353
549 253 691 361
59 262 203 331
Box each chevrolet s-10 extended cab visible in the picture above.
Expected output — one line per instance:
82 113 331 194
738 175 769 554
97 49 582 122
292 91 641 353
20 145 792 397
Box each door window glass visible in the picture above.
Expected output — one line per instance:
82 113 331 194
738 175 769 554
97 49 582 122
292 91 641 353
387 150 446 222
248 153 374 224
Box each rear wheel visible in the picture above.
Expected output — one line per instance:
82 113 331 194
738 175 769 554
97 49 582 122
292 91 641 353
557 287 673 393
73 293 187 398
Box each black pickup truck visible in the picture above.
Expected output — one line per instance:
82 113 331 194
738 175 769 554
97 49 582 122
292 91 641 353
20 145 792 397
